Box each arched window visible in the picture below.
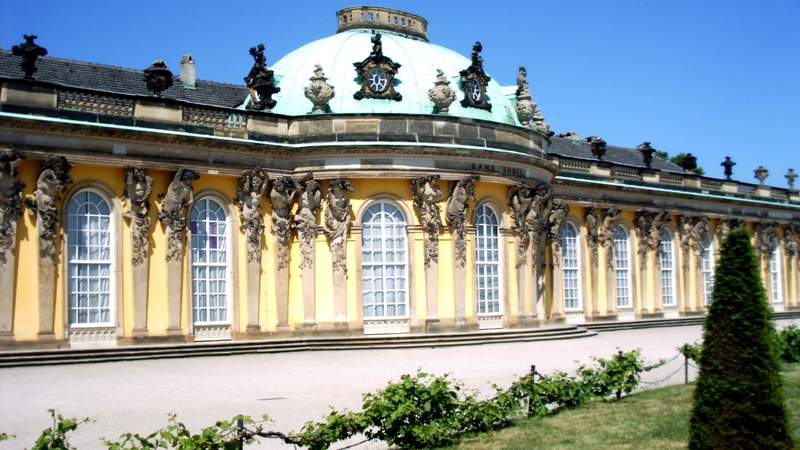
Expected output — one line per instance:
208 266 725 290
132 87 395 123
613 225 632 308
769 243 783 304
700 233 715 305
190 198 229 324
66 190 113 326
361 201 408 318
561 222 581 311
660 229 676 307
474 204 500 315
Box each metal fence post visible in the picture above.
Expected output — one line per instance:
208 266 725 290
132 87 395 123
684 353 689 385
237 417 244 450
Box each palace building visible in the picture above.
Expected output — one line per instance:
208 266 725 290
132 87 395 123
0 6 798 350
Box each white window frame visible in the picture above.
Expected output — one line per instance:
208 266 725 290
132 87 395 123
560 222 583 311
360 201 409 320
66 188 116 328
660 229 677 307
614 225 632 308
701 233 715 305
474 203 502 316
770 244 783 304
190 197 232 326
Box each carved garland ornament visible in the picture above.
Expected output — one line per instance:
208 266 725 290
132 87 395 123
295 174 322 270
445 175 479 268
29 156 72 261
158 168 199 262
123 167 154 267
323 178 354 274
0 150 24 265
236 167 268 263
270 176 300 271
411 175 442 268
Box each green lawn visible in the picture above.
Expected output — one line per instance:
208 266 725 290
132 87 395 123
451 364 800 450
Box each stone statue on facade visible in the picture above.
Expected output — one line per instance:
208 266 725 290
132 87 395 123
718 218 744 239
721 156 735 180
649 211 670 259
411 175 442 267
270 175 300 270
0 150 23 265
143 59 173 97
547 202 570 267
754 222 778 257
507 183 535 267
679 216 708 261
12 35 47 79
28 156 72 261
158 168 199 262
526 184 553 236
304 64 335 114
295 173 322 270
635 210 655 269
323 178 354 274
123 167 154 267
446 175 479 268
428 69 456 114
784 224 800 258
599 208 621 268
236 167 268 263
584 207 602 267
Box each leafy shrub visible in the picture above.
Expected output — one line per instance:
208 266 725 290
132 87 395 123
32 410 91 450
777 325 800 363
291 410 368 450
679 342 701 362
689 229 793 449
104 414 264 450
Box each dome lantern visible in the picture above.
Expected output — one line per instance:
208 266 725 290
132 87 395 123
337 6 428 42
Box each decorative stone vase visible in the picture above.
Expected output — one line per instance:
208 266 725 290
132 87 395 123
427 69 456 114
304 64 335 114
754 166 769 185
785 168 797 189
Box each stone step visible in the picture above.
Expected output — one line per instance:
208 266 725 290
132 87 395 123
0 326 594 368
583 310 800 332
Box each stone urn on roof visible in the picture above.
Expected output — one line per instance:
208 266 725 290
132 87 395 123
304 64 335 114
427 69 456 114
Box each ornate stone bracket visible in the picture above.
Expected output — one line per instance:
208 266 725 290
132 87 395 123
0 150 23 266
123 167 154 267
270 176 300 271
295 174 322 270
158 168 199 262
29 156 72 261
237 167 268 264
411 175 442 268
446 175 478 268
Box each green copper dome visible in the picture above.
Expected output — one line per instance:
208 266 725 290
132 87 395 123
261 28 521 126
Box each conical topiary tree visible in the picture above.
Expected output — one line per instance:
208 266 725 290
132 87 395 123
689 229 793 449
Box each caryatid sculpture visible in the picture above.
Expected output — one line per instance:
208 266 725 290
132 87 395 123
599 208 621 268
29 156 72 260
0 150 23 265
123 167 154 267
236 167 268 263
411 175 443 267
270 176 300 270
547 202 570 266
158 168 199 262
323 178 354 274
446 175 479 267
295 173 322 270
584 207 602 266
507 184 535 267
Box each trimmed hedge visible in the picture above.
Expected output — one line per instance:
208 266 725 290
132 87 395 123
689 229 793 450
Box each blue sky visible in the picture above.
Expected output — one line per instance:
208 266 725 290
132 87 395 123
2 1 798 185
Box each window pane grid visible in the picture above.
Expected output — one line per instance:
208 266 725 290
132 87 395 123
701 235 714 305
191 198 228 324
67 191 112 326
770 246 782 303
660 231 675 306
561 223 581 310
475 205 500 315
362 202 408 319
614 226 631 308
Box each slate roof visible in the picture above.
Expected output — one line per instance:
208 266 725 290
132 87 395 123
0 50 249 109
547 136 685 172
